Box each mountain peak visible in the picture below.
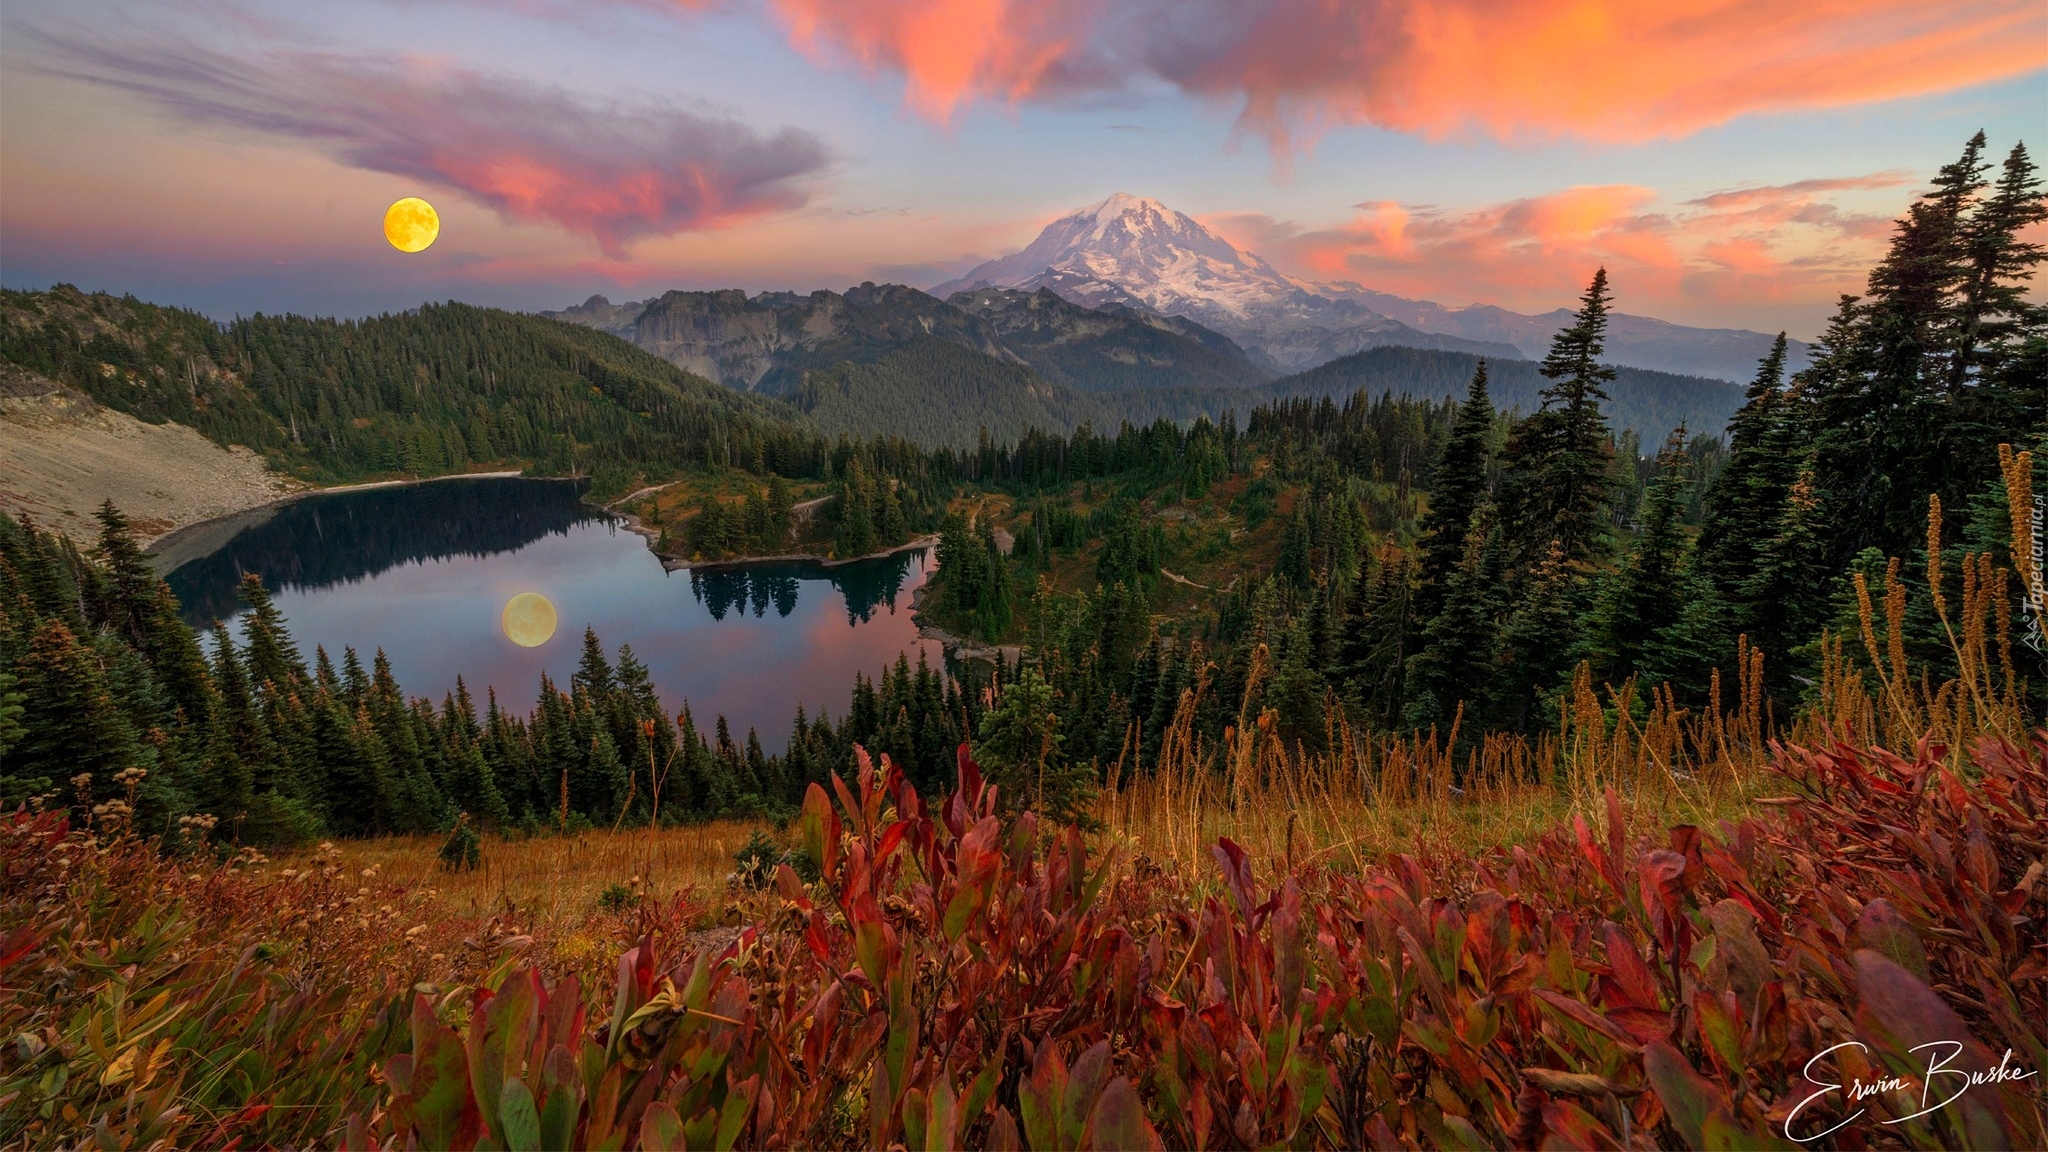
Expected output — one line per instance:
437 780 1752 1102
930 192 1298 330
1086 191 1164 216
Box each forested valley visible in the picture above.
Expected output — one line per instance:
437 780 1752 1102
1 132 2043 843
6 124 2048 1152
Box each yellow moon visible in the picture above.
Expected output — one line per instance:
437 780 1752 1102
383 197 440 253
501 592 558 648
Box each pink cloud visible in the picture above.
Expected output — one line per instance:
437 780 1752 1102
681 0 2047 147
29 32 829 257
1205 173 1906 314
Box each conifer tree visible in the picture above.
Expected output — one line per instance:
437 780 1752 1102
1589 427 1697 685
1334 545 1416 728
1697 334 1793 606
1743 468 1831 673
1488 541 1581 734
13 620 153 808
1403 507 1503 734
0 670 36 806
92 501 159 648
1947 141 2046 392
974 667 1090 824
141 584 217 727
1415 362 1495 621
237 575 306 693
207 628 271 814
1497 270 1618 570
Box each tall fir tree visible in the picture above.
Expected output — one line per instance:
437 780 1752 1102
1497 269 1618 571
1414 362 1495 621
1589 427 1698 686
1403 507 1504 734
1697 334 1793 609
1334 545 1416 729
1488 541 1582 734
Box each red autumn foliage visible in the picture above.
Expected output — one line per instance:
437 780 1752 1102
354 735 2046 1149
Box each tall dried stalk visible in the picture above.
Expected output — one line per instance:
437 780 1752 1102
1098 445 2040 881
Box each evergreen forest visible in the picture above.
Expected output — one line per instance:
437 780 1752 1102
0 132 2042 846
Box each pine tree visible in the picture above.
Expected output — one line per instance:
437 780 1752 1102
1333 545 1416 728
1589 427 1696 686
1403 507 1503 734
1947 141 2046 393
237 575 306 693
14 620 155 812
92 502 159 648
1415 362 1495 620
208 628 271 815
0 669 37 806
1497 270 1618 570
1697 334 1793 608
973 667 1090 825
1488 541 1581 734
1743 468 1831 674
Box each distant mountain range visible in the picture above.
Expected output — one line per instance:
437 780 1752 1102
933 193 1809 382
539 192 1770 449
545 276 1744 451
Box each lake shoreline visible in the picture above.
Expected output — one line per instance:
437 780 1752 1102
653 533 942 573
599 484 929 573
143 469 532 572
908 584 1024 666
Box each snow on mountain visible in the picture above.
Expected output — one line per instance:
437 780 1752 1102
932 194 1521 372
936 194 1805 381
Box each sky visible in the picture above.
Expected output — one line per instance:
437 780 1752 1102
2 0 2043 339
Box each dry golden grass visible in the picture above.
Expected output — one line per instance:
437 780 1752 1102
263 450 2043 972
1102 455 2042 885
317 819 776 923
252 819 786 992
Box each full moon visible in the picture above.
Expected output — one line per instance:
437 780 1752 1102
501 592 558 648
383 197 440 253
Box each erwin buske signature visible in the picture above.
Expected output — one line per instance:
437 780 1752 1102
1784 1041 2038 1142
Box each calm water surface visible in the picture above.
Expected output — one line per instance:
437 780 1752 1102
161 477 944 746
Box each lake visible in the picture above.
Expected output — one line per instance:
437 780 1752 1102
158 476 945 747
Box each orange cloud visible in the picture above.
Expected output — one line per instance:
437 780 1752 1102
1206 174 1901 320
768 0 1101 121
27 29 829 257
734 0 2044 144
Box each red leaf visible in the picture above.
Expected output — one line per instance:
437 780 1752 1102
1533 989 1633 1044
1644 1039 1732 1150
956 742 983 804
1599 922 1661 1009
1604 1005 1675 1044
1083 1076 1163 1152
1211 837 1257 922
1853 950 2031 1147
1851 898 1929 983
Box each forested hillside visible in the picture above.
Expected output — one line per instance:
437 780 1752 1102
0 505 989 837
946 287 1274 393
0 287 829 496
915 134 2045 785
789 336 1113 449
1266 344 1746 440
3 133 2040 845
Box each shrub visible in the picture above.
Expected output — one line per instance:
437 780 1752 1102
730 828 784 889
438 813 481 872
360 737 2047 1150
14 732 2044 1148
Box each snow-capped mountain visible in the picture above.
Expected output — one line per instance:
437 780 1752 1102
932 194 1521 372
935 194 1807 381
